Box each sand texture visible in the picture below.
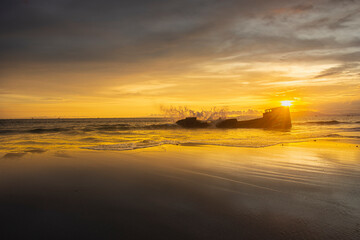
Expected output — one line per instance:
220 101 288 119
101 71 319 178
0 140 360 239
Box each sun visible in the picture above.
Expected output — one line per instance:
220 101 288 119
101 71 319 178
281 100 293 107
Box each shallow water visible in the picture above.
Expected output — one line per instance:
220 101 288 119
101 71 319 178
0 116 360 152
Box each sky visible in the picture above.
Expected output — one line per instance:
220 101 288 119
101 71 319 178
1 0 360 118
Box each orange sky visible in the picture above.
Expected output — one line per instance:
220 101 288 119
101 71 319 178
1 0 360 118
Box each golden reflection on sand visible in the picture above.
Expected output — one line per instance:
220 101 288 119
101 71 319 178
0 140 359 239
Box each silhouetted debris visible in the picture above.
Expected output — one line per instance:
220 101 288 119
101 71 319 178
176 107 292 130
176 117 210 128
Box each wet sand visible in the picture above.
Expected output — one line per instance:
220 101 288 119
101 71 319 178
1 140 360 239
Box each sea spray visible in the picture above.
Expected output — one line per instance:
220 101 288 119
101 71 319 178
160 105 228 121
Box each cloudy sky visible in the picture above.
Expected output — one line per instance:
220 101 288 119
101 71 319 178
1 0 360 118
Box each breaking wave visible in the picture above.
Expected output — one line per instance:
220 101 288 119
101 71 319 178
160 105 228 121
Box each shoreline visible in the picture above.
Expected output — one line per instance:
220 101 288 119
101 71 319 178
2 136 360 156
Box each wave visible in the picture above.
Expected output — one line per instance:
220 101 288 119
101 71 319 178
0 130 16 134
80 137 103 142
345 127 360 132
298 120 343 125
144 124 180 130
28 127 70 133
0 127 75 135
325 134 343 138
296 120 360 125
0 123 180 135
82 137 316 151
93 123 180 131
82 140 180 151
81 131 360 151
82 140 303 151
348 135 360 138
325 133 360 139
95 124 131 131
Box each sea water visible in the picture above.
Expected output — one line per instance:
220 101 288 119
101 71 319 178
1 116 360 152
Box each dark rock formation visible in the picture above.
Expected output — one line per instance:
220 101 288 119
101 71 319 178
176 117 210 128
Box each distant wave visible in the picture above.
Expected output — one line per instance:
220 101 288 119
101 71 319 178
28 127 70 133
0 130 16 134
0 123 180 135
346 127 360 132
95 124 131 131
94 123 179 131
298 120 344 125
296 120 360 125
144 124 180 130
0 127 74 135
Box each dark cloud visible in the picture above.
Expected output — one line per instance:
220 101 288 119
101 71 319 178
0 0 358 71
293 4 314 12
0 0 305 64
328 10 360 29
314 63 359 78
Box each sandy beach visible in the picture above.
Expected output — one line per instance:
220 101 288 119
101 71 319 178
0 139 359 239
0 140 360 239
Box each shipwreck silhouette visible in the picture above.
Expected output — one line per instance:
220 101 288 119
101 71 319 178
176 106 292 129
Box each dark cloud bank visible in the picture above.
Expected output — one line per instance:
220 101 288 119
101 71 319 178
1 0 358 65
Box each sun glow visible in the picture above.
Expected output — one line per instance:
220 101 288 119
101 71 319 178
281 100 293 107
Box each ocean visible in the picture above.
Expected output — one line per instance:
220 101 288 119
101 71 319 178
1 115 360 153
